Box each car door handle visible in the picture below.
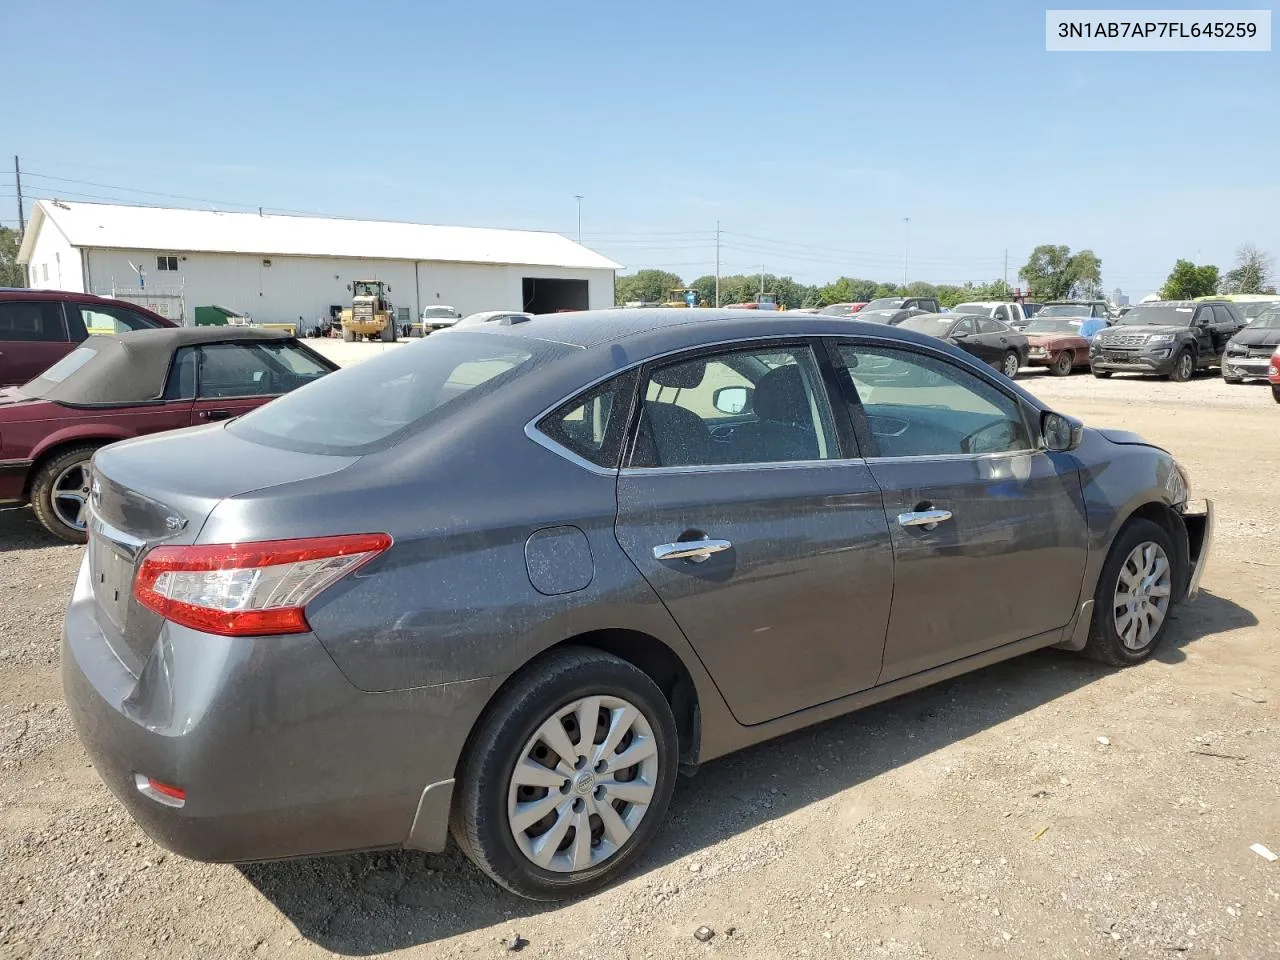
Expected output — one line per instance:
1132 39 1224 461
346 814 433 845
652 539 732 562
198 409 232 421
897 509 953 529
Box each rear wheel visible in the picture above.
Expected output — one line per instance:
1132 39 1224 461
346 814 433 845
1049 350 1074 376
1272 385 1280 403
1082 518 1178 666
451 648 679 901
1000 350 1020 379
30 444 100 544
341 327 355 343
1168 348 1194 383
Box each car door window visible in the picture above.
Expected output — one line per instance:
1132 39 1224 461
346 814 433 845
836 344 1032 459
0 301 67 341
952 318 976 336
977 318 1005 334
1211 305 1236 327
536 371 638 468
71 303 158 336
630 345 837 468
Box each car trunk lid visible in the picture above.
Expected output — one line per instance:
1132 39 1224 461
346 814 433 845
88 424 358 673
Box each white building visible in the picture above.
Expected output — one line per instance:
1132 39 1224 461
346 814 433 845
17 200 621 326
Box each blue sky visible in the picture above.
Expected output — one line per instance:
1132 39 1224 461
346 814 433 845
4 0 1277 295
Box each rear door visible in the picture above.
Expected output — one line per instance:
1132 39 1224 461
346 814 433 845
613 340 895 725
829 339 1088 681
0 300 72 386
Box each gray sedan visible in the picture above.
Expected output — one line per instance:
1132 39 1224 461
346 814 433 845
62 309 1212 900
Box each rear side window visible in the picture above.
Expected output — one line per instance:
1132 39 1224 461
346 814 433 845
26 346 96 386
229 333 546 455
536 371 638 468
0 301 67 342
978 318 1005 334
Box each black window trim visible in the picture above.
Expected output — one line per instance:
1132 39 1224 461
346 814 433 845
821 334 1040 462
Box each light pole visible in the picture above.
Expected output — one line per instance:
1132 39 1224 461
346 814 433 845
902 217 911 286
574 195 583 243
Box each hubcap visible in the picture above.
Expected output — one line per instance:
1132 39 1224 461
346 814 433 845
1180 354 1193 378
1003 354 1019 377
1113 541 1172 650
51 461 91 532
507 695 659 874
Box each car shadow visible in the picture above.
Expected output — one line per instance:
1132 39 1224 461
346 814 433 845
0 507 77 552
241 589 1253 955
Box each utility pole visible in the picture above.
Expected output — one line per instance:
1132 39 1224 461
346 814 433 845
1003 248 1008 287
714 220 720 307
14 156 25 233
902 217 911 286
760 264 766 296
574 195 583 243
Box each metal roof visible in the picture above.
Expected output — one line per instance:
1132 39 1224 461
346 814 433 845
18 200 623 271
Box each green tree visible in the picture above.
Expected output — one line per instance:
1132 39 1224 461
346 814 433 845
1161 260 1220 300
0 227 24 288
1018 245 1103 301
614 269 685 306
1219 243 1275 295
688 274 718 306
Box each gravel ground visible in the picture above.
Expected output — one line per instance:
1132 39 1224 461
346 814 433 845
2 358 1278 960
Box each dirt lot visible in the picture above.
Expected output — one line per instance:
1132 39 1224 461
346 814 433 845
2 360 1278 960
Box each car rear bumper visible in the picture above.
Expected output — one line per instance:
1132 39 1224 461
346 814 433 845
62 553 500 862
1179 498 1213 601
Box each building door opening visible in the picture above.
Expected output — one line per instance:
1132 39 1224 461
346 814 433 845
522 278 589 314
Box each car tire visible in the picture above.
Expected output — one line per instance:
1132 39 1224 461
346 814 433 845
380 323 395 343
1168 348 1195 383
1272 385 1280 404
30 443 101 544
1082 518 1179 667
451 647 679 901
1049 351 1074 376
1000 350 1020 379
341 327 355 343
1091 366 1112 379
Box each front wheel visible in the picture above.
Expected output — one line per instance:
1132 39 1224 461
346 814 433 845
451 648 679 901
1168 348 1195 382
341 327 355 343
1082 518 1178 666
1000 350 1020 379
1049 351 1074 376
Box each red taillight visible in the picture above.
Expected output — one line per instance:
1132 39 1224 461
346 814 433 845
133 533 392 637
134 773 186 808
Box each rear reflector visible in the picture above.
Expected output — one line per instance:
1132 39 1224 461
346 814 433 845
133 533 392 637
134 773 187 808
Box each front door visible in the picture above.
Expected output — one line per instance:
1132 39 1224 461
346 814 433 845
830 339 1089 682
613 341 894 726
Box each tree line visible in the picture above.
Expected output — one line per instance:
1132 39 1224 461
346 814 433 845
616 244 1107 309
1160 244 1276 300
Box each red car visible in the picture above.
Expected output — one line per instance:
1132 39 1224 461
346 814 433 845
1020 314 1093 376
817 302 868 317
1269 345 1280 403
0 327 336 542
0 289 178 387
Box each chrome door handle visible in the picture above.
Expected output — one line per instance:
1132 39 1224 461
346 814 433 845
652 539 732 562
897 509 953 529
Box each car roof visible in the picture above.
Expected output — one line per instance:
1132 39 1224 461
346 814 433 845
0 287 175 324
21 327 299 406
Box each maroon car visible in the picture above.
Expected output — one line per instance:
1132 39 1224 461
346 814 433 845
0 289 177 387
1021 315 1093 376
0 327 336 542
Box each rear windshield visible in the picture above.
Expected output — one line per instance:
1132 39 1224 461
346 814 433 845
228 333 546 455
23 346 98 392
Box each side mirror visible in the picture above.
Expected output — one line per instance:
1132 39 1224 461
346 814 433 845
1042 410 1084 452
713 385 752 415
951 331 969 340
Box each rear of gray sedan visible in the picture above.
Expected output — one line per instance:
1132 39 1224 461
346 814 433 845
63 331 628 864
